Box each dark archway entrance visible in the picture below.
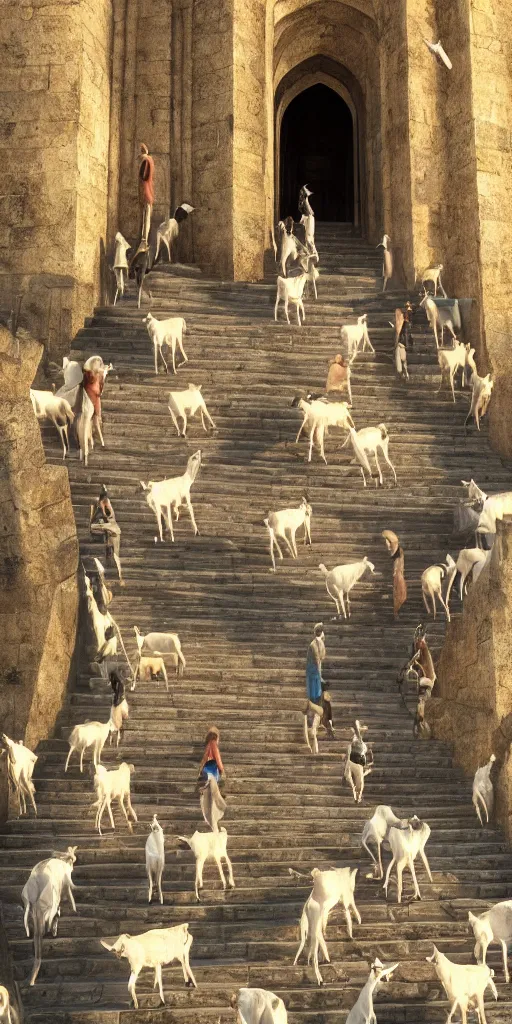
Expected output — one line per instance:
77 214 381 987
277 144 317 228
279 83 354 222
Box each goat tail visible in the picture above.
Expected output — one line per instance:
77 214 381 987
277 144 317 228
379 423 388 440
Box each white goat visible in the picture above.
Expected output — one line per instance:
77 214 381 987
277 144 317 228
22 846 77 985
112 232 131 304
383 818 432 903
65 719 116 772
29 389 75 458
84 573 117 665
232 987 287 1024
133 655 169 691
177 828 235 900
342 424 397 487
274 270 308 326
469 899 512 983
93 762 137 835
421 263 447 297
263 498 312 571
294 866 360 985
465 372 493 431
341 314 375 363
275 220 300 277
437 342 474 401
472 754 496 827
445 547 490 611
0 986 14 1024
141 449 201 542
421 561 451 621
345 958 399 1024
461 478 512 544
168 384 216 437
144 313 188 374
294 397 354 464
146 815 165 904
133 625 186 675
101 923 197 1007
344 721 373 803
361 806 410 880
377 234 393 291
319 557 376 619
1 734 37 817
420 293 458 348
426 945 497 1024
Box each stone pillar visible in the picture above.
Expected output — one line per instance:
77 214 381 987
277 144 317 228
0 0 112 363
0 327 79 822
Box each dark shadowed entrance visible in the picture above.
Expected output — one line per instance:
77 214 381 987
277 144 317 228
279 83 354 222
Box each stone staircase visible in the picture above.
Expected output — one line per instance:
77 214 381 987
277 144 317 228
3 223 512 1023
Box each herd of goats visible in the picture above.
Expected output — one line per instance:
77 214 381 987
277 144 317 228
3 192 512 1024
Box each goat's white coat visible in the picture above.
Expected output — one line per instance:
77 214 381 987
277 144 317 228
472 754 496 827
342 424 397 487
319 558 376 619
437 342 474 401
0 985 14 1024
344 721 372 803
295 398 354 464
93 762 137 835
461 479 512 542
1 734 37 817
101 924 196 1007
361 806 409 879
294 867 360 985
426 945 497 1024
264 498 312 571
421 264 447 297
274 271 308 325
133 654 169 691
133 625 185 675
445 547 490 612
465 372 493 431
146 815 165 904
168 384 215 436
141 450 201 542
469 899 512 983
177 828 235 900
30 389 74 458
420 293 458 349
22 847 77 985
144 313 188 374
421 562 451 621
383 819 432 903
234 987 287 1024
345 959 399 1024
65 719 115 772
341 314 375 363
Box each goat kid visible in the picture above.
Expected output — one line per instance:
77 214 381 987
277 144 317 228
377 234 393 291
437 342 474 402
383 818 432 903
93 762 137 835
293 866 360 985
168 384 216 437
141 449 201 542
177 828 235 900
473 754 496 827
133 624 185 675
22 846 77 985
1 734 37 817
421 561 452 621
101 923 197 1007
426 945 497 1024
30 390 74 458
264 498 312 571
319 557 376 620
345 958 399 1024
65 719 116 772
341 424 397 487
144 313 188 375
146 815 165 904
341 314 375 363
293 396 354 464
421 264 447 297
133 654 169 691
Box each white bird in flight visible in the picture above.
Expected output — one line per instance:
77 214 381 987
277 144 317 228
423 38 452 70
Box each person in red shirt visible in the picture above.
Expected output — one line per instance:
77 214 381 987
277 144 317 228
138 143 155 245
198 727 225 783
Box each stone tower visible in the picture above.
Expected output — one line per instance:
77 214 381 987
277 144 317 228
1 0 512 450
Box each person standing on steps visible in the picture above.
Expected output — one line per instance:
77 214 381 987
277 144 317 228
381 530 407 619
90 484 124 584
326 353 350 399
198 727 225 784
138 143 155 247
306 623 325 703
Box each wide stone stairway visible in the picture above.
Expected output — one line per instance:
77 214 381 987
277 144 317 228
3 223 512 1023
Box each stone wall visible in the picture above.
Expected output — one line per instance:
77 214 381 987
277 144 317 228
427 518 512 838
0 326 79 821
0 0 112 364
